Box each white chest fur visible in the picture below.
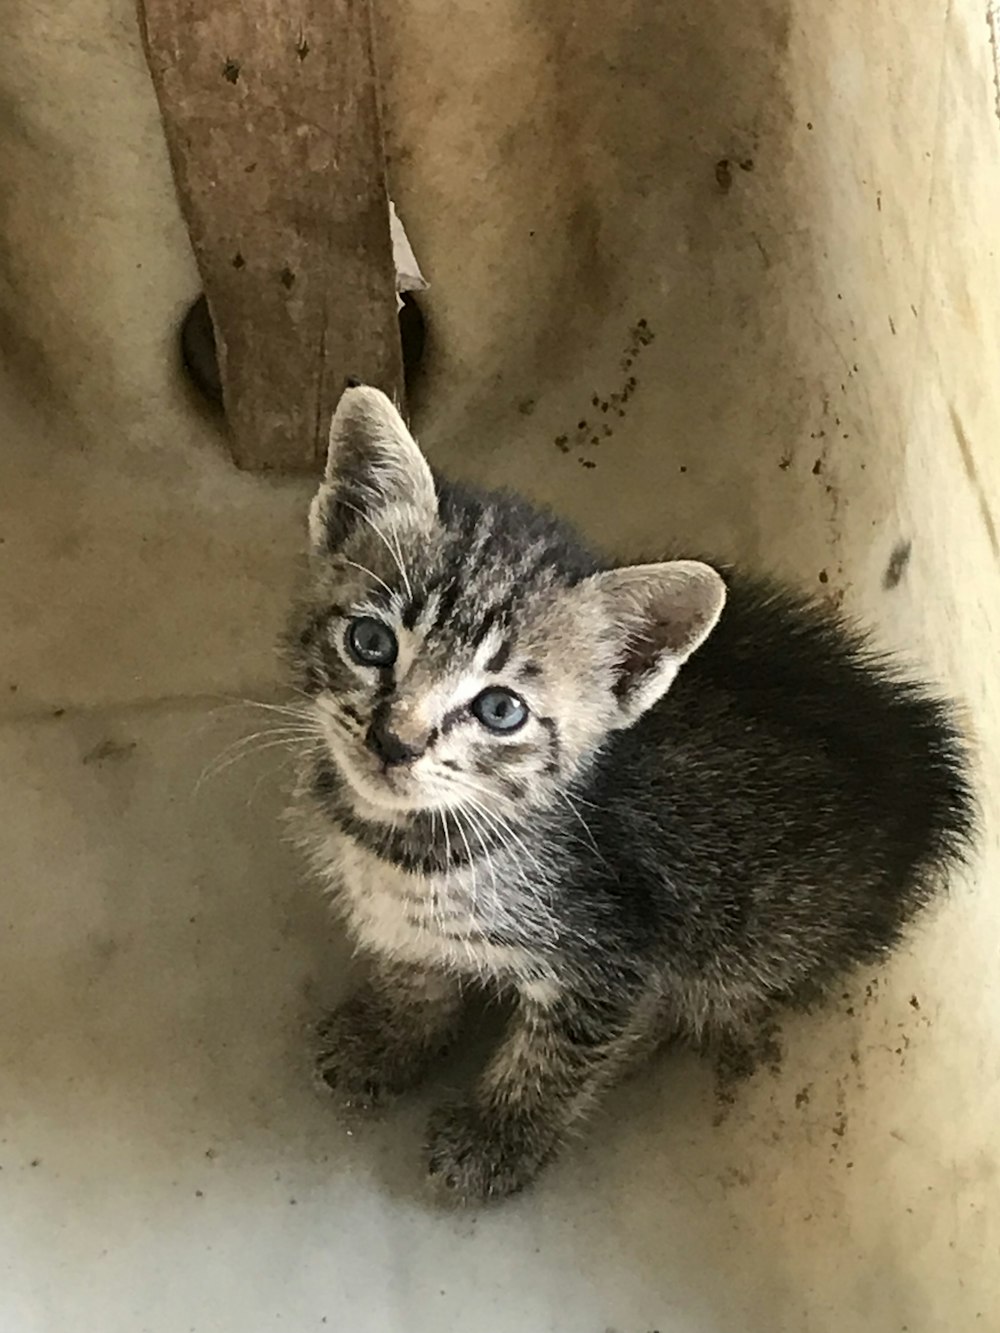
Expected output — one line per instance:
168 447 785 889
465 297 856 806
313 828 540 980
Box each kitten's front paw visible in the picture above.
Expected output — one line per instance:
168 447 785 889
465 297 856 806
313 1002 408 1109
425 1102 553 1203
312 1018 389 1112
312 1002 424 1111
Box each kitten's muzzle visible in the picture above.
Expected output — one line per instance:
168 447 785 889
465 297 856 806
365 715 426 768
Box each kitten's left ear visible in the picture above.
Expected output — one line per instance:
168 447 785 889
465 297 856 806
309 385 437 553
590 560 726 726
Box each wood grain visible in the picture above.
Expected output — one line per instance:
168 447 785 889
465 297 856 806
138 0 403 472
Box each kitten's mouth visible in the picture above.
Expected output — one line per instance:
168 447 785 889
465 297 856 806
328 740 430 815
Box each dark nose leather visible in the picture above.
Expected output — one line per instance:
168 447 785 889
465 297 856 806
365 717 425 767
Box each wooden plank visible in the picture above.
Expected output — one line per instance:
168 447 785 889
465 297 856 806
138 0 403 472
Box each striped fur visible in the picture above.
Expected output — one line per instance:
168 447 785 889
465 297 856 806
285 387 976 1202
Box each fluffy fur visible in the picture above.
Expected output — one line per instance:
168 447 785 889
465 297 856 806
286 386 975 1202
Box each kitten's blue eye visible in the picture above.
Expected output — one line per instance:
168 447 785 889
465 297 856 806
346 617 397 667
470 687 528 734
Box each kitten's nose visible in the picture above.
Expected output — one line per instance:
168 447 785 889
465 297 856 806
365 716 425 768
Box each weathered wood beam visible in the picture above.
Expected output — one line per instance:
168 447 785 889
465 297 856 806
138 0 403 472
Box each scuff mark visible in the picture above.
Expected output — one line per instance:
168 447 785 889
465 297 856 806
83 739 136 765
987 4 1000 129
883 539 912 590
949 403 1000 558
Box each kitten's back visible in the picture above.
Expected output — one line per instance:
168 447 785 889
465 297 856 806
588 569 975 980
688 569 974 869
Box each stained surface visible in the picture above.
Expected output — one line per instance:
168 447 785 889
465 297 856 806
1 1 999 1330
139 0 404 471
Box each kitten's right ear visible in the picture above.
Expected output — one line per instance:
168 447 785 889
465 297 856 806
589 559 727 727
308 386 437 554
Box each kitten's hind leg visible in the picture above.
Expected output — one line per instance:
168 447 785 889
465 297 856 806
426 980 658 1201
314 959 464 1110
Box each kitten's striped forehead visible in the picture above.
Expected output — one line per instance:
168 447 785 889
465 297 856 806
397 480 600 660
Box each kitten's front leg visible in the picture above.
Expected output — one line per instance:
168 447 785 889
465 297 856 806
314 958 463 1110
426 981 654 1201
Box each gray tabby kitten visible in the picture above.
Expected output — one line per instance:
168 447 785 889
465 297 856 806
289 386 974 1202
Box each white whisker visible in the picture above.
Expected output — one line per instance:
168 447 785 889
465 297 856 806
460 804 507 937
341 558 395 599
246 748 304 809
336 498 413 601
557 791 609 867
442 776 550 882
444 781 560 946
450 809 480 934
457 803 499 895
208 696 315 722
195 731 318 794
428 810 446 936
383 515 415 605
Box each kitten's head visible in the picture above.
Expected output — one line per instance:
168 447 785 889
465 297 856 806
291 386 725 821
